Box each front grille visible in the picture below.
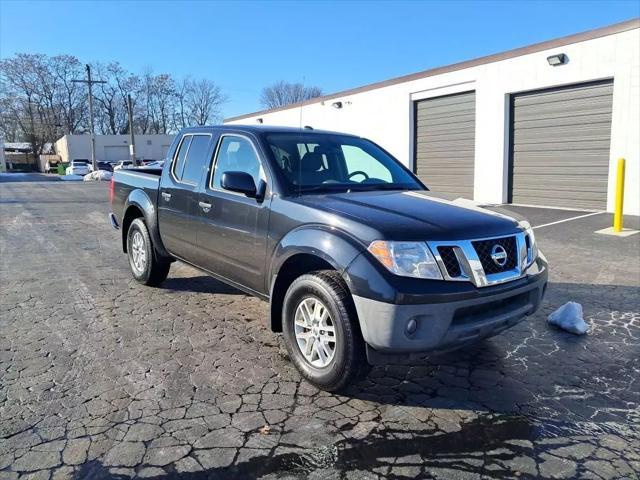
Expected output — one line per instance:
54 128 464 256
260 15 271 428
472 236 517 275
437 246 462 277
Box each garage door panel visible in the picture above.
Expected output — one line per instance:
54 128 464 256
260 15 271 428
416 160 474 167
416 95 475 112
416 119 475 132
513 112 612 129
415 91 475 199
416 93 475 108
417 168 474 177
416 140 475 150
425 185 475 197
514 100 612 117
514 140 611 152
509 152 610 162
513 177 608 188
510 81 612 210
417 132 476 144
513 83 613 106
514 125 612 143
416 109 475 121
416 102 475 118
514 102 613 123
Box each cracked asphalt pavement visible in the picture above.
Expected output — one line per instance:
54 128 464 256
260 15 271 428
1 177 639 479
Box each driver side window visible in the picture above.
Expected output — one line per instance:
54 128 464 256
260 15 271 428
211 136 263 190
341 145 392 182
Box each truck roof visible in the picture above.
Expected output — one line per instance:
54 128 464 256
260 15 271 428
180 124 360 137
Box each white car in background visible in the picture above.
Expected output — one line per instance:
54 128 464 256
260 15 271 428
143 160 164 169
66 159 91 176
113 160 134 171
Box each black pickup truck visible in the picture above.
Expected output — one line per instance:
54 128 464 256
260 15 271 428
109 125 547 391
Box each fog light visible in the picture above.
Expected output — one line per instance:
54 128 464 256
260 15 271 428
406 318 417 335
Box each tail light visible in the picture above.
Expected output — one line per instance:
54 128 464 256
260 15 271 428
109 177 115 204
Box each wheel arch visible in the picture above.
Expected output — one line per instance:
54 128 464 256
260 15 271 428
268 227 363 332
122 189 170 258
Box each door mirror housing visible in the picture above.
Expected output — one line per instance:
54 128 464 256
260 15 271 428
221 171 258 198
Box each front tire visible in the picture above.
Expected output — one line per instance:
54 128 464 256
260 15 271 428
127 218 170 286
282 270 368 391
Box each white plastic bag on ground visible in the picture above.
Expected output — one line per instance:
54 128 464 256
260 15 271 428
548 301 588 335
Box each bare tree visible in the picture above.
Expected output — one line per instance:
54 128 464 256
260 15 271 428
139 70 175 134
173 76 191 131
259 81 322 109
0 96 23 142
152 74 175 133
0 54 57 156
1 53 230 144
187 78 227 126
50 55 87 134
92 62 140 134
0 53 90 159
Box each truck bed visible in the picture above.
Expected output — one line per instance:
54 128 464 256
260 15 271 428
112 168 163 226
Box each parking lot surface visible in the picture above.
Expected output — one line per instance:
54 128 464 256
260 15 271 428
1 179 639 479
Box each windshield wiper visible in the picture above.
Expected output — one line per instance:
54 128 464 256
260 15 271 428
297 184 353 194
296 183 419 194
349 184 416 191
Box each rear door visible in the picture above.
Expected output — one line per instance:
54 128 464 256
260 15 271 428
158 133 213 260
195 134 270 294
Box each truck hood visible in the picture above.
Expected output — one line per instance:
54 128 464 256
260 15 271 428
291 190 523 241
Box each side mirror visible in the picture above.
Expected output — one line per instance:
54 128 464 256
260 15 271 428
221 171 257 198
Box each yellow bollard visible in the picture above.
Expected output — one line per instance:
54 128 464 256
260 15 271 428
613 158 626 232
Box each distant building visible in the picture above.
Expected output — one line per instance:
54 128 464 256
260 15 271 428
54 134 175 164
2 142 41 172
3 142 33 153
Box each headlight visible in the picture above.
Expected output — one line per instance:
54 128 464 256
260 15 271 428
367 241 443 279
519 221 538 264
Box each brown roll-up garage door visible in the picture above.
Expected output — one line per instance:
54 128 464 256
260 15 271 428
414 91 476 199
510 80 613 210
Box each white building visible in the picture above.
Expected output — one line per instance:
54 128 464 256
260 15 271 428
54 134 175 164
225 19 640 215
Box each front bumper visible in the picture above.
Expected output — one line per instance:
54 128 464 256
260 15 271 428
350 258 547 359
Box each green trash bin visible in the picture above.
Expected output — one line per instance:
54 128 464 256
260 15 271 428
58 163 69 175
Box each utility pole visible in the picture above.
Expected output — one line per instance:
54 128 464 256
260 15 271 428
73 65 105 171
127 94 137 166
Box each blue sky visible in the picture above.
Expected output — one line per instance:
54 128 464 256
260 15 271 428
1 0 638 119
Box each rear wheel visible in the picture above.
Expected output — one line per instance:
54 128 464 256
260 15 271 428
127 218 170 286
282 270 368 391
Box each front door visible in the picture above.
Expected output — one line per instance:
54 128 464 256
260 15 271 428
158 133 212 260
196 134 270 294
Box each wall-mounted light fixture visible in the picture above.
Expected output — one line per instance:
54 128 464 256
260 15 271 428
547 53 568 66
332 101 343 109
256 118 263 124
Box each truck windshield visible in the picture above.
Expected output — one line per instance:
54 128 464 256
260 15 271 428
265 133 424 194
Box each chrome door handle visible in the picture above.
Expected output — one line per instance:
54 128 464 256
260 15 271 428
198 201 212 213
161 192 172 201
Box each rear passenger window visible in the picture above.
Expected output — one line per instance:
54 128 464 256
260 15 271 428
172 135 192 180
182 135 211 184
